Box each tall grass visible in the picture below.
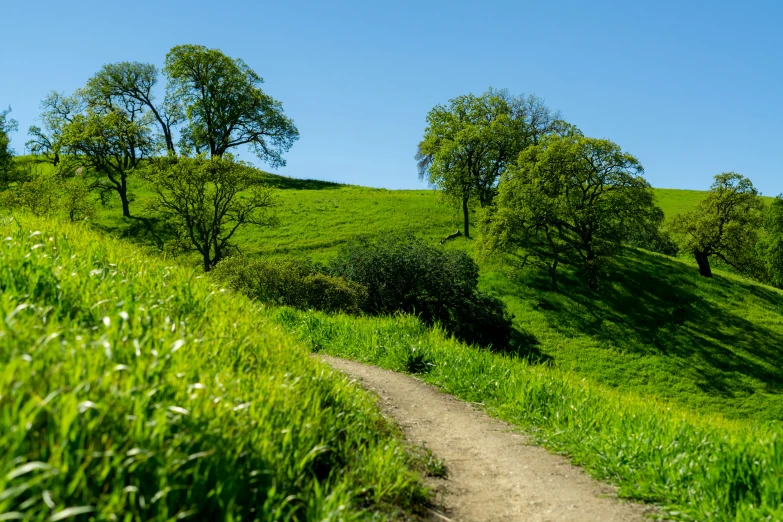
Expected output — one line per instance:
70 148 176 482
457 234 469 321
0 215 428 521
275 307 783 521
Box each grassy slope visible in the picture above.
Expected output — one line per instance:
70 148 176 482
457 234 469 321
92 176 783 422
273 308 783 522
0 214 428 521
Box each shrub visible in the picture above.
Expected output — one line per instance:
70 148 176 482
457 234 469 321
328 234 513 348
212 256 367 314
0 174 59 216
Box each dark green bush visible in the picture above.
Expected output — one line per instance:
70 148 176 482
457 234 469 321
328 234 513 348
212 256 367 314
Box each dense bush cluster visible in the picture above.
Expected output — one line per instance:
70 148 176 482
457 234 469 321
0 169 95 222
214 235 513 349
328 234 513 348
212 256 367 314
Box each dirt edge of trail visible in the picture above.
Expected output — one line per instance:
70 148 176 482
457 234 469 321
321 355 655 522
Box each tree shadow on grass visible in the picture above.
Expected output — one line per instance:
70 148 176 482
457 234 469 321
258 174 344 191
498 327 552 364
92 215 179 252
521 249 783 400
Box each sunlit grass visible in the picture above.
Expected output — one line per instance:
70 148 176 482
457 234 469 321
0 214 428 521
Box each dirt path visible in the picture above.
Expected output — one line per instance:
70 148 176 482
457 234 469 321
321 356 651 522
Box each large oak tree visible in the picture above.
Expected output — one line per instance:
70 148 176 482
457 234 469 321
164 45 299 165
481 133 662 290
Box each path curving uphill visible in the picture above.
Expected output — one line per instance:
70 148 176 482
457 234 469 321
321 356 652 522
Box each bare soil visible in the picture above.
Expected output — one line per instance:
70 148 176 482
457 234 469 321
321 356 653 522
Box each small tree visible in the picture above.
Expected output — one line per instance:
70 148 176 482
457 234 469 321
144 155 276 271
670 173 764 278
59 109 155 217
481 133 661 290
0 106 18 187
417 89 560 237
26 92 82 167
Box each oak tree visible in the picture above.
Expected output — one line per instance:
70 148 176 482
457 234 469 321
417 89 560 237
59 109 155 217
143 155 276 271
481 133 661 290
82 62 180 152
164 45 299 164
671 173 764 278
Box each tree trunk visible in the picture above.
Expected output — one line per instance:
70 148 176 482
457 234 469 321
585 248 599 291
203 253 212 272
120 193 131 217
694 249 712 278
548 262 558 291
462 196 470 238
119 174 131 217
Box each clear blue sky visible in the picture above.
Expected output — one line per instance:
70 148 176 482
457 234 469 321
1 0 781 194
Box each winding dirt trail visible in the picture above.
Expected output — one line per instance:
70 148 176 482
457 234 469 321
321 356 651 522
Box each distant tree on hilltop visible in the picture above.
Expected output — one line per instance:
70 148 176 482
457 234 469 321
417 89 561 238
670 172 764 278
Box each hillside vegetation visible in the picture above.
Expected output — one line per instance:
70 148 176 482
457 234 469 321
82 176 783 421
0 214 428 521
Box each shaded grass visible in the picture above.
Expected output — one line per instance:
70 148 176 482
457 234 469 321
273 307 783 522
0 214 429 521
481 248 783 422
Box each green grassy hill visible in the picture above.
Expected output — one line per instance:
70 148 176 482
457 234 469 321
89 176 783 422
0 214 428 521
5 164 783 520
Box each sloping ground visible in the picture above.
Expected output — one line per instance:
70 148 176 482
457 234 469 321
323 356 650 522
92 176 783 421
0 215 427 521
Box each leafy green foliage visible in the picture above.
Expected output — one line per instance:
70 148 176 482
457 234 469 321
670 172 764 278
757 195 783 288
0 173 59 216
143 155 276 271
212 256 368 314
60 109 155 217
164 44 299 163
0 107 18 187
0 215 428 521
418 89 560 237
482 133 662 289
329 234 513 348
82 61 181 152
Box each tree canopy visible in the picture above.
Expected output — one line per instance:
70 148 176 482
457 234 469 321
481 133 661 290
82 61 181 152
59 109 155 217
0 107 18 186
417 88 561 237
164 44 299 164
670 172 764 278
